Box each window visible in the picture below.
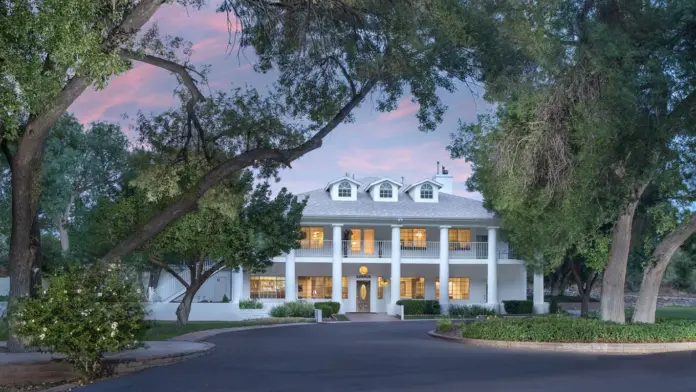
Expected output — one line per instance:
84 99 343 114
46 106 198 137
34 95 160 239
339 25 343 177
379 182 393 198
300 227 324 248
449 229 472 250
400 277 425 299
420 183 434 199
338 181 352 197
436 277 470 300
297 276 332 299
400 228 426 249
250 276 285 299
378 276 387 299
342 276 348 299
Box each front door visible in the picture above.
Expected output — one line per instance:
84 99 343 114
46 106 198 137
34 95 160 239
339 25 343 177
356 281 371 312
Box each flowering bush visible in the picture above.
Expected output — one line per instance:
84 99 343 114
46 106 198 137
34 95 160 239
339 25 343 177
11 262 146 379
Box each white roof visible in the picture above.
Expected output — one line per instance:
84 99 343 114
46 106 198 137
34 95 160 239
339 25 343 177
300 177 496 221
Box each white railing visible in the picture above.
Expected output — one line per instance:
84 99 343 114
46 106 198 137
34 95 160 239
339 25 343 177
149 258 218 302
296 240 333 257
400 241 440 258
340 240 392 258
449 242 488 259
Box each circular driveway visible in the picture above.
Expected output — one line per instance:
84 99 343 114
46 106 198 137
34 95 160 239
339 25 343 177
79 321 696 392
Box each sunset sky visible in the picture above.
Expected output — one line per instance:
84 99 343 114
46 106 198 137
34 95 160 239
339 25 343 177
68 2 492 199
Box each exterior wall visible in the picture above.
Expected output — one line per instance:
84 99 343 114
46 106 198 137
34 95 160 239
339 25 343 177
329 180 358 201
0 277 8 296
367 182 399 202
406 183 439 203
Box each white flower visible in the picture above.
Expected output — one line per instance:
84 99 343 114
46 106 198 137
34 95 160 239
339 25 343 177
63 290 67 294
42 327 47 332
39 333 45 340
97 292 102 297
110 331 116 337
111 322 118 330
77 289 82 294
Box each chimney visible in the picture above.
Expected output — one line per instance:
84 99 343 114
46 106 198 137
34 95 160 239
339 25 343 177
433 165 453 194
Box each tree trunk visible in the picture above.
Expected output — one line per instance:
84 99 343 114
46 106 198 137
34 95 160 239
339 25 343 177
581 291 590 317
29 213 41 297
8 160 42 352
550 269 571 296
148 265 162 290
632 215 696 323
175 285 201 326
600 181 648 323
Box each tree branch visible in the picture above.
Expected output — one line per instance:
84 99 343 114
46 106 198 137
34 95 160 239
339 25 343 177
201 260 226 282
652 214 696 269
149 257 190 289
329 56 356 97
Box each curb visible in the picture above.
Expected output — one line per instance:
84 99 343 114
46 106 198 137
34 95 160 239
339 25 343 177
427 330 696 355
171 322 316 342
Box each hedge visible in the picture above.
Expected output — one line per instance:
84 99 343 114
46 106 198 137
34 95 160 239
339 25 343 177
315 304 334 318
448 304 496 318
269 301 315 318
436 316 453 333
396 299 441 315
239 299 264 309
314 301 341 315
503 300 533 315
462 317 696 343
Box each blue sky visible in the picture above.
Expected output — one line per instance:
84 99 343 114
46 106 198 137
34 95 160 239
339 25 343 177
68 2 492 199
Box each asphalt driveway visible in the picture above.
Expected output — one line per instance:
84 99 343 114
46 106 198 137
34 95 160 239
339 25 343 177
79 321 696 392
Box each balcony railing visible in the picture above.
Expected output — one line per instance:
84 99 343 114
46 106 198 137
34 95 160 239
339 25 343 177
449 242 488 259
296 240 333 257
340 240 392 258
289 240 515 260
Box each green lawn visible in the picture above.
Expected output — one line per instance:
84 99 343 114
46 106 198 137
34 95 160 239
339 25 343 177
655 306 696 321
142 318 311 341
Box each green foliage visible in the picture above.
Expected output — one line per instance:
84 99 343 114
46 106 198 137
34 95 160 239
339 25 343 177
238 299 263 309
435 316 453 333
462 317 696 343
503 300 534 315
269 301 314 318
221 294 230 303
315 303 334 318
396 300 441 315
448 304 496 318
314 301 341 315
11 263 146 379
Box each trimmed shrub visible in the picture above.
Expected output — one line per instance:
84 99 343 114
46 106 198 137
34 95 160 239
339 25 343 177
503 300 534 315
239 299 264 309
221 294 230 303
448 304 496 318
314 301 341 315
12 263 146 380
315 303 334 318
396 299 441 315
436 316 453 332
269 301 315 318
462 317 696 343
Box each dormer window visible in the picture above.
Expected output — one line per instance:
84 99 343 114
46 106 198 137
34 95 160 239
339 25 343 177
338 181 352 197
379 183 392 198
420 183 433 199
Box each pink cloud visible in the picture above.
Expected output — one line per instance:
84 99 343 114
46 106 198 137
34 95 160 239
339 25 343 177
378 97 420 121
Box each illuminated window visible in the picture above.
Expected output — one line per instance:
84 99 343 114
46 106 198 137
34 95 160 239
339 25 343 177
338 181 352 197
379 183 392 198
250 276 285 299
297 276 332 299
420 183 433 199
436 277 470 300
378 277 387 299
300 227 324 248
448 229 472 250
342 276 348 299
400 228 426 249
400 277 425 299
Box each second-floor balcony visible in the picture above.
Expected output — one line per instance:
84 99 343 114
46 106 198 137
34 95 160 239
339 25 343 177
293 240 515 259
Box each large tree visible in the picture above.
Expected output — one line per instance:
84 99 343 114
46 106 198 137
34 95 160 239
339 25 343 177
451 0 696 323
1 0 512 351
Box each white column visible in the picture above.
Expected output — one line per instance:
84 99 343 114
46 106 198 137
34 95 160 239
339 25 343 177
285 250 296 301
332 224 343 305
487 227 499 307
232 267 244 303
439 226 450 314
533 270 549 314
389 225 402 315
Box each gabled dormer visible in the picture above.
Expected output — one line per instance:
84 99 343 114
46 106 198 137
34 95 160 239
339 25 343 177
324 177 362 201
403 179 443 203
363 178 403 202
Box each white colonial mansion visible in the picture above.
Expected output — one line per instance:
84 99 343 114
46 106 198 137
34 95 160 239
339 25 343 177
145 167 549 320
